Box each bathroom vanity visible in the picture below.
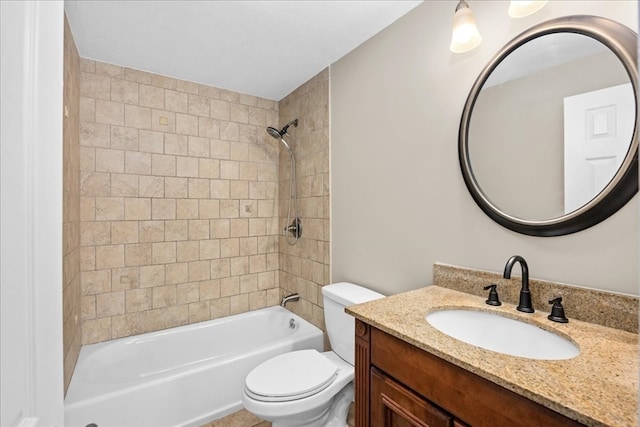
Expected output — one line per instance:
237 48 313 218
346 266 638 427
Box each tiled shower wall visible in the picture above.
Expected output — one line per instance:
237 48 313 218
79 60 282 344
63 15 82 392
277 69 330 334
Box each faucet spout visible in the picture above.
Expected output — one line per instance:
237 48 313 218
280 293 300 307
503 255 534 313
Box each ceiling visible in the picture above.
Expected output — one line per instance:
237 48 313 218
65 1 423 101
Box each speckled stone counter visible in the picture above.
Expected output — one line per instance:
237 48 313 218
346 285 638 427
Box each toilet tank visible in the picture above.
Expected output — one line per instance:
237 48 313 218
322 282 384 366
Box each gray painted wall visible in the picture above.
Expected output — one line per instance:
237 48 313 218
331 1 638 296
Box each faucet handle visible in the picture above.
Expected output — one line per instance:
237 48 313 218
547 297 569 323
483 284 502 306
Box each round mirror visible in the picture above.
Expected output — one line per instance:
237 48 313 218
459 16 638 236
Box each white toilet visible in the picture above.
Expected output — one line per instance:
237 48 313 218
242 282 384 427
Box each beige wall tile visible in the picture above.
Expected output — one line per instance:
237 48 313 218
125 151 151 175
95 245 125 270
81 295 96 320
151 153 176 176
139 175 164 198
229 293 249 315
111 174 138 197
176 156 199 178
95 99 124 126
177 199 199 219
81 269 111 295
110 126 138 151
125 288 152 312
199 200 219 219
153 285 176 308
166 262 188 285
139 84 164 109
96 291 125 318
95 148 124 173
188 178 210 199
211 297 230 319
124 243 152 266
210 180 230 199
220 121 239 141
80 122 110 148
95 62 124 78
95 197 124 220
165 220 188 241
151 109 176 133
210 139 230 159
110 78 138 104
188 94 210 117
211 258 231 279
81 221 110 246
189 301 210 323
199 239 220 260
152 199 176 220
189 219 210 240
82 317 112 344
139 220 164 242
151 74 177 90
230 219 248 238
177 241 199 262
111 313 141 339
152 242 176 264
220 160 239 180
81 72 110 100
176 113 199 136
189 260 210 282
188 136 210 158
199 280 221 300
249 290 267 310
140 264 165 288
177 283 200 305
124 198 151 220
220 200 239 218
220 276 239 297
176 79 199 94
210 99 229 121
125 104 152 130
165 89 188 113
111 221 138 244
138 130 164 153
210 219 230 238
239 237 258 256
165 177 188 198
220 238 240 258
165 133 188 156
111 267 139 291
198 117 219 138
124 68 152 84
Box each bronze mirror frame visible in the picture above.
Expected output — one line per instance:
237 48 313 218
458 15 638 237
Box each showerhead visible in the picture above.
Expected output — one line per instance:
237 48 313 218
266 119 298 153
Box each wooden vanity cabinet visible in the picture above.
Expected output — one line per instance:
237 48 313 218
355 320 585 427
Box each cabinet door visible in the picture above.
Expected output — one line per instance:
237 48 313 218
371 368 452 427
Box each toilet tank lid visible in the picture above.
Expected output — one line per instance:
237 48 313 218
322 282 385 307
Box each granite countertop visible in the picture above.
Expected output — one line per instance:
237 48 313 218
346 285 638 427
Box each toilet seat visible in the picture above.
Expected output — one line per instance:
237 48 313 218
245 350 338 402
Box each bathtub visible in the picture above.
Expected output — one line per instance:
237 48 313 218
64 306 323 427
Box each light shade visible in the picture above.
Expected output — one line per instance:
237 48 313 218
508 1 548 18
450 1 482 53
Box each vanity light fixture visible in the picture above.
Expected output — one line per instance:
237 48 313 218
450 0 548 53
508 1 548 18
449 0 482 53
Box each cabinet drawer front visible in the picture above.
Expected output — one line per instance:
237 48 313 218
370 327 584 427
372 368 452 427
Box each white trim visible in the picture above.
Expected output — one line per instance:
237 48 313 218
1 1 65 426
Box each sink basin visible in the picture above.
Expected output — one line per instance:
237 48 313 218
426 309 579 360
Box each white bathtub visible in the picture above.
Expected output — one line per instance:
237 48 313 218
65 306 323 427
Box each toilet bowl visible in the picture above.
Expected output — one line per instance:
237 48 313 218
243 350 353 427
242 282 384 427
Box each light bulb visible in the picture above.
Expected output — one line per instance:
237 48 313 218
508 1 548 18
450 1 482 53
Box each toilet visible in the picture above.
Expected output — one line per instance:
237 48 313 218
242 282 384 427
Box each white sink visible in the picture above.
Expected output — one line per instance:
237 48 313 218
426 309 579 360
